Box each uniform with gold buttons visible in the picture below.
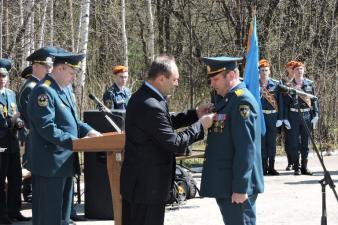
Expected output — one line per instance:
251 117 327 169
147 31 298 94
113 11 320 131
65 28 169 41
200 56 264 225
0 58 29 224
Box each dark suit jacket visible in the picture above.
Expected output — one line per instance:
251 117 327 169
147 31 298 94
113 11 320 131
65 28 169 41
120 83 204 204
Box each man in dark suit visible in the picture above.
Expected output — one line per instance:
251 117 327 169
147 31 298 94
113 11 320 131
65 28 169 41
27 51 101 225
120 55 214 225
200 56 264 225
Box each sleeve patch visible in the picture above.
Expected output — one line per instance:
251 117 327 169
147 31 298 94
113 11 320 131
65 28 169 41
38 94 49 107
239 105 250 119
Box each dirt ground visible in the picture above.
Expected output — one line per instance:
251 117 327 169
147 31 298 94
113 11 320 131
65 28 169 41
18 151 338 225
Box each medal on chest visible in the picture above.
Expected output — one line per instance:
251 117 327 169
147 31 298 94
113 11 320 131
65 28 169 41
211 113 227 133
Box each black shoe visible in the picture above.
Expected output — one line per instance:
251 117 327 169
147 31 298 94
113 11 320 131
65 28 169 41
301 168 313 175
9 213 31 221
0 216 12 224
294 169 301 175
285 164 292 171
70 215 87 221
268 169 280 176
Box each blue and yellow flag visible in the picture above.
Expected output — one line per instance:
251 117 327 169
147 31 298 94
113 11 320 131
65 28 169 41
244 16 266 135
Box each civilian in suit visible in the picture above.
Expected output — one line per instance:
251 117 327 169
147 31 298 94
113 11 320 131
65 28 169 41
0 59 29 225
200 56 264 225
27 52 101 225
120 55 214 225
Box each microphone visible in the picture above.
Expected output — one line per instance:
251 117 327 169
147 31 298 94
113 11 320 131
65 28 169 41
88 93 122 133
277 84 317 100
89 93 113 114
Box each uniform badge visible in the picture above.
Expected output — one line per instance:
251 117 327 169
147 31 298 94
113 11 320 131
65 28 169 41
11 103 17 113
38 94 48 107
239 105 250 119
104 100 112 109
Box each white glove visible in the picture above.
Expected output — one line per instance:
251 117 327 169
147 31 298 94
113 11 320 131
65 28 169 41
284 120 291 130
311 116 319 129
199 113 215 129
276 120 283 127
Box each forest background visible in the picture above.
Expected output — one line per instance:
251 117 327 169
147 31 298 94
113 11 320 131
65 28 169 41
0 0 337 149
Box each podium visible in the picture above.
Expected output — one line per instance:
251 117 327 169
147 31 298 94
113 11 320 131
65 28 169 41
73 132 125 225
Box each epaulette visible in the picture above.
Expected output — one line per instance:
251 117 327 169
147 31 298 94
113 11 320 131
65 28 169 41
28 81 37 89
235 89 244 96
42 80 51 87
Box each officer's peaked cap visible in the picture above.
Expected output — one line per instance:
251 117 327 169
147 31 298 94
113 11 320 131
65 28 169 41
202 56 242 77
0 58 12 75
51 52 85 69
26 46 58 66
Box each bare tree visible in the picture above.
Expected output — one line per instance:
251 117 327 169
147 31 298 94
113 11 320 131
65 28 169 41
74 0 90 114
37 0 49 48
0 0 3 57
146 0 155 61
121 0 128 66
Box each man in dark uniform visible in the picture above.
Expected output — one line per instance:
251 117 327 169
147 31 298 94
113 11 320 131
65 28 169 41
279 60 296 170
27 51 101 225
0 59 30 224
287 61 319 175
200 56 264 225
103 65 131 111
18 47 58 204
120 55 213 225
259 59 282 175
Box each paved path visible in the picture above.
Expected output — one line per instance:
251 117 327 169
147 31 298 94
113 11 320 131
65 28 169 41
18 151 338 225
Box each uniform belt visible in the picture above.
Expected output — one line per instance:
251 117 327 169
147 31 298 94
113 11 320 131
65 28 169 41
290 108 311 112
263 110 277 114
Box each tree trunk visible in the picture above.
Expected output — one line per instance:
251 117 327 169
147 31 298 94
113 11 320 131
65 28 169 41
146 0 155 61
121 0 128 66
0 0 3 57
68 0 75 51
49 0 54 45
38 0 49 48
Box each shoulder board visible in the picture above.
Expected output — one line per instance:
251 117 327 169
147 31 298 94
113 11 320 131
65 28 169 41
235 89 244 97
270 78 279 83
28 81 37 89
42 80 52 87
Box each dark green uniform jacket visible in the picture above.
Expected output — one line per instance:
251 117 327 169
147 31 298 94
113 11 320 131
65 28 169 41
200 82 264 198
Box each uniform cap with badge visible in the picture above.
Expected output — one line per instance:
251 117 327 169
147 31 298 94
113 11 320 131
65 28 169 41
0 58 12 76
201 56 243 77
26 46 59 67
51 52 85 71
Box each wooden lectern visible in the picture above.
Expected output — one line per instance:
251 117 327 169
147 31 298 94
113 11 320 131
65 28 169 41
73 132 125 225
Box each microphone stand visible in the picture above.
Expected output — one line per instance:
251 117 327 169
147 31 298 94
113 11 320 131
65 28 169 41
96 104 122 133
292 93 338 225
